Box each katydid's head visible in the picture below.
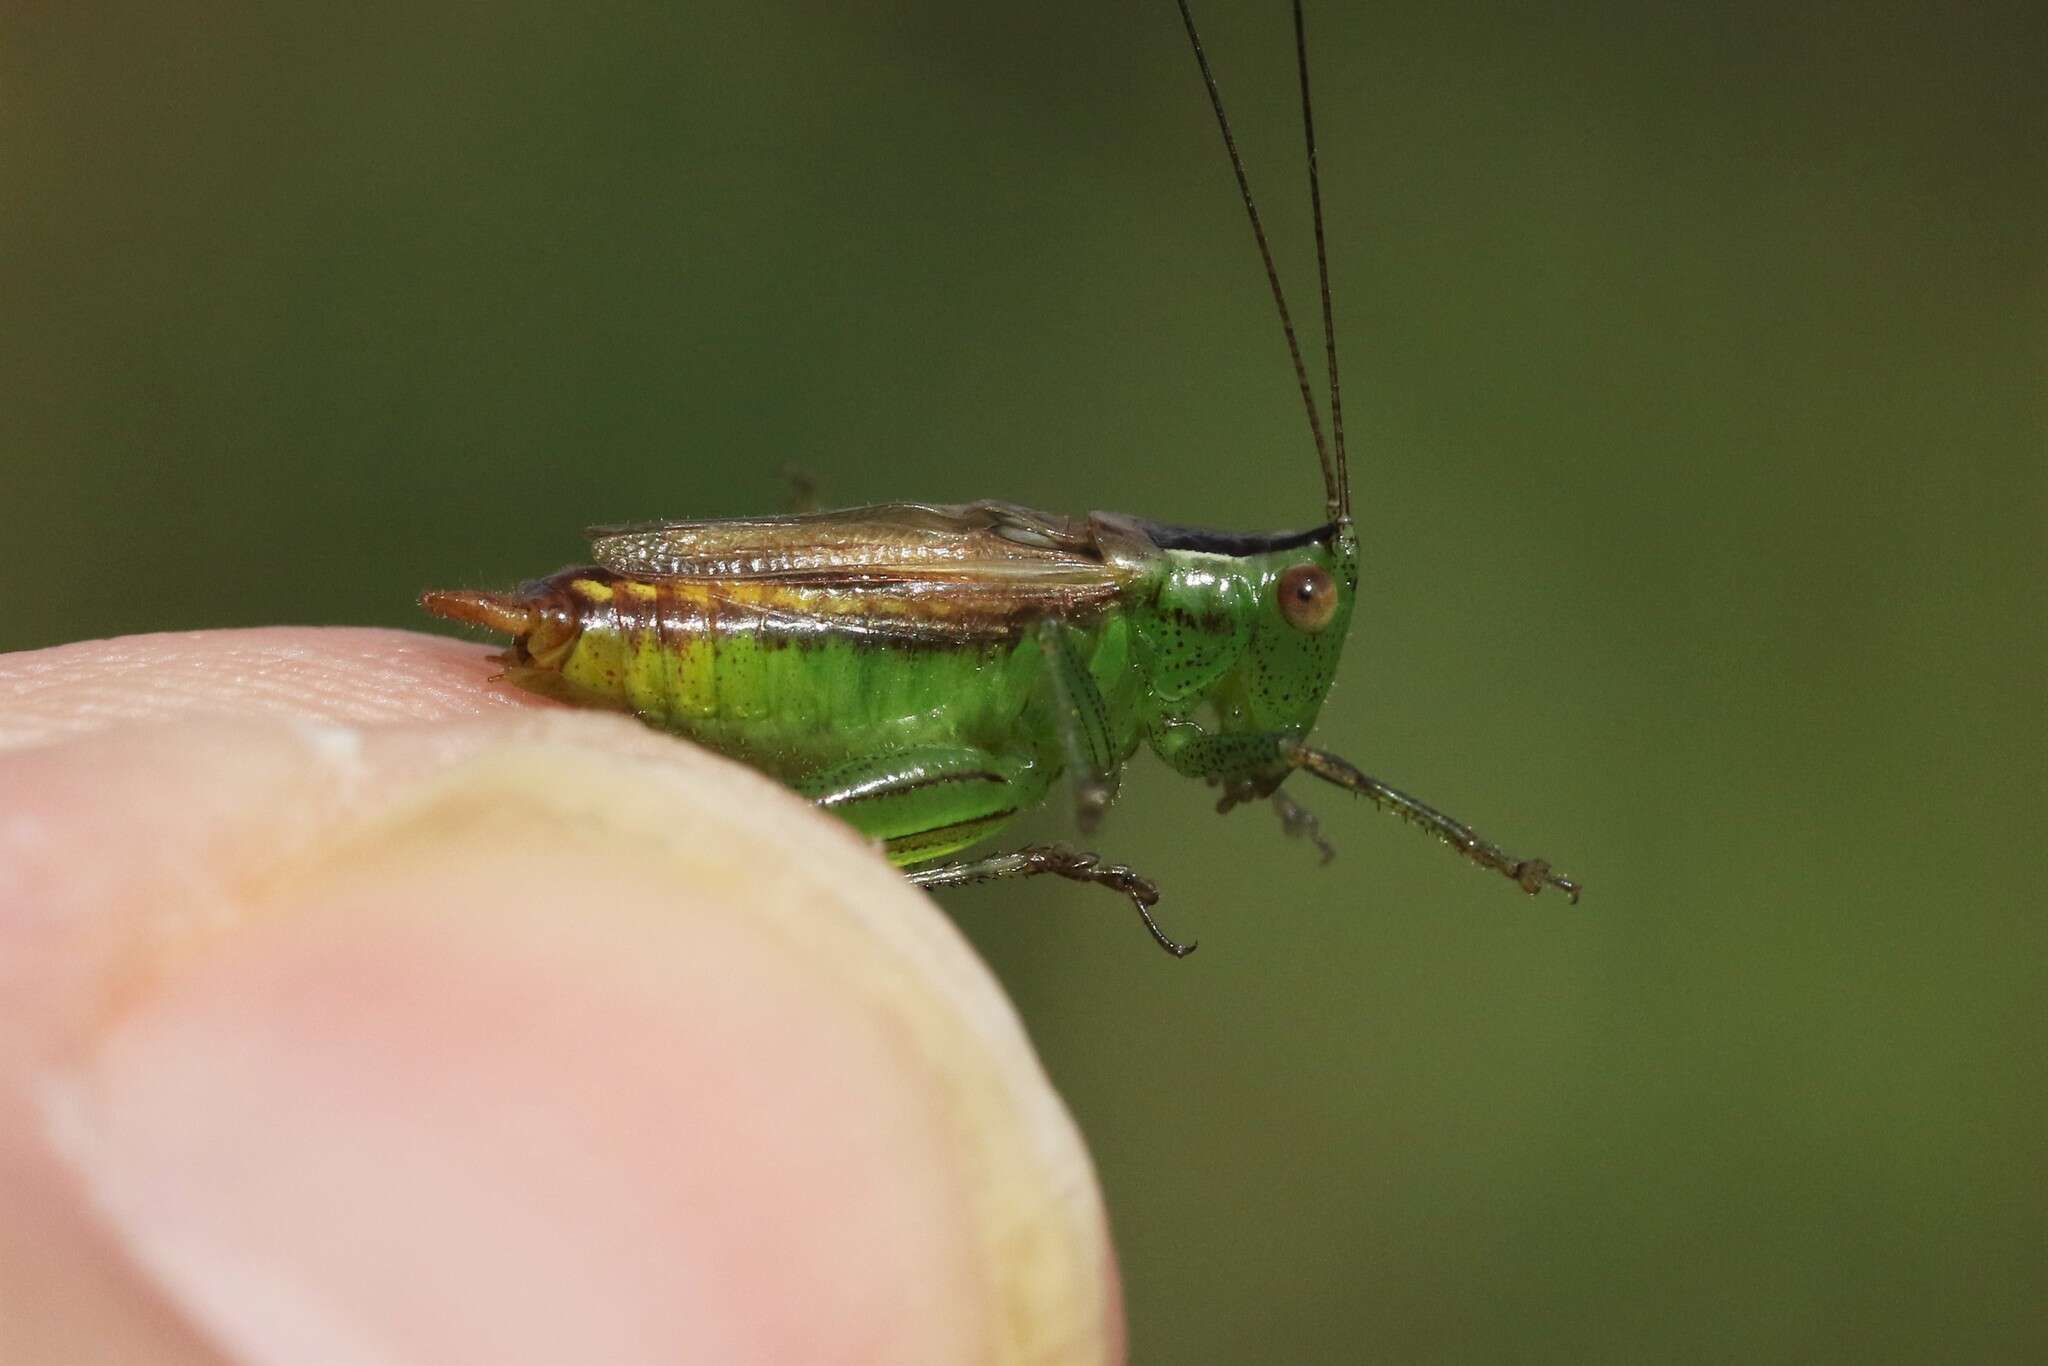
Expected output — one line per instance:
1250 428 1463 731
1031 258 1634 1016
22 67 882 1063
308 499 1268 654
1133 518 1359 740
1125 3 1581 914
1232 522 1359 736
1168 0 1359 733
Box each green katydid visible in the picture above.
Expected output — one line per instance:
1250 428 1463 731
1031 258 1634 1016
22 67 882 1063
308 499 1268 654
422 0 1580 955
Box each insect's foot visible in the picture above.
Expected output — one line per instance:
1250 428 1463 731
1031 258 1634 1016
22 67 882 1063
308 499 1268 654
1144 916 1199 957
1128 890 1197 957
1511 859 1582 904
1271 790 1337 865
1213 778 1262 816
1020 845 1195 958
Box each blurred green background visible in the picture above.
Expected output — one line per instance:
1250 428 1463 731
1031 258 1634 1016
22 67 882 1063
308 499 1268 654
4 1 2040 1359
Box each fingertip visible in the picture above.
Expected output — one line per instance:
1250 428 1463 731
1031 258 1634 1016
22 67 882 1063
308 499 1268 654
8 713 1122 1365
0 627 549 750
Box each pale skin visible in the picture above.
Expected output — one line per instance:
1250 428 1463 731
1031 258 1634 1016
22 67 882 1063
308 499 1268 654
0 628 1123 1366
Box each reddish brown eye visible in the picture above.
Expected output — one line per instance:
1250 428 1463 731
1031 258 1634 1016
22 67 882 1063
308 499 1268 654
1278 563 1338 632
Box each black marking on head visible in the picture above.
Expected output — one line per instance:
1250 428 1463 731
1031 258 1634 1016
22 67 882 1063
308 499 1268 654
1130 519 1339 556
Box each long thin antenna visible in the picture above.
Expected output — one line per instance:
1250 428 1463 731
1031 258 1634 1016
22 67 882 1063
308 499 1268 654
1292 0 1349 521
1174 0 1340 524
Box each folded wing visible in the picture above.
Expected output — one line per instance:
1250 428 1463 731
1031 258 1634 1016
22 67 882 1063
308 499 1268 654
588 500 1136 587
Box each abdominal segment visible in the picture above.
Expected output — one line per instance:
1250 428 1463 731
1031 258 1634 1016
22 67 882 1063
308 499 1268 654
423 567 1070 785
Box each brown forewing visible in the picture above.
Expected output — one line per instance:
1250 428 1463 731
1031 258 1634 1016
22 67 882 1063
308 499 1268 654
587 500 1138 585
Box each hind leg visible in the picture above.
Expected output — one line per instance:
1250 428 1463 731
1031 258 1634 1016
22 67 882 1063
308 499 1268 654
796 745 1048 862
904 845 1192 957
798 747 1189 954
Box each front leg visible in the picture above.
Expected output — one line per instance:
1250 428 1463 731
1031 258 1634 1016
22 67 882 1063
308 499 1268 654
1281 741 1581 902
1150 720 1581 901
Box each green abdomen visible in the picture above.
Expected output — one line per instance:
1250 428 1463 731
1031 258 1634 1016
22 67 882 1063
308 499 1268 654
509 568 1136 784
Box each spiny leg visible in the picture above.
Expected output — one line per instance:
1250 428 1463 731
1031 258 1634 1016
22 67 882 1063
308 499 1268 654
1271 788 1337 864
906 845 1195 957
1035 619 1119 835
798 746 1191 954
1282 740 1581 902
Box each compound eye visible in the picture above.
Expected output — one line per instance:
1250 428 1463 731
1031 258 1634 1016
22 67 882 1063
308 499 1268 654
1278 563 1338 632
